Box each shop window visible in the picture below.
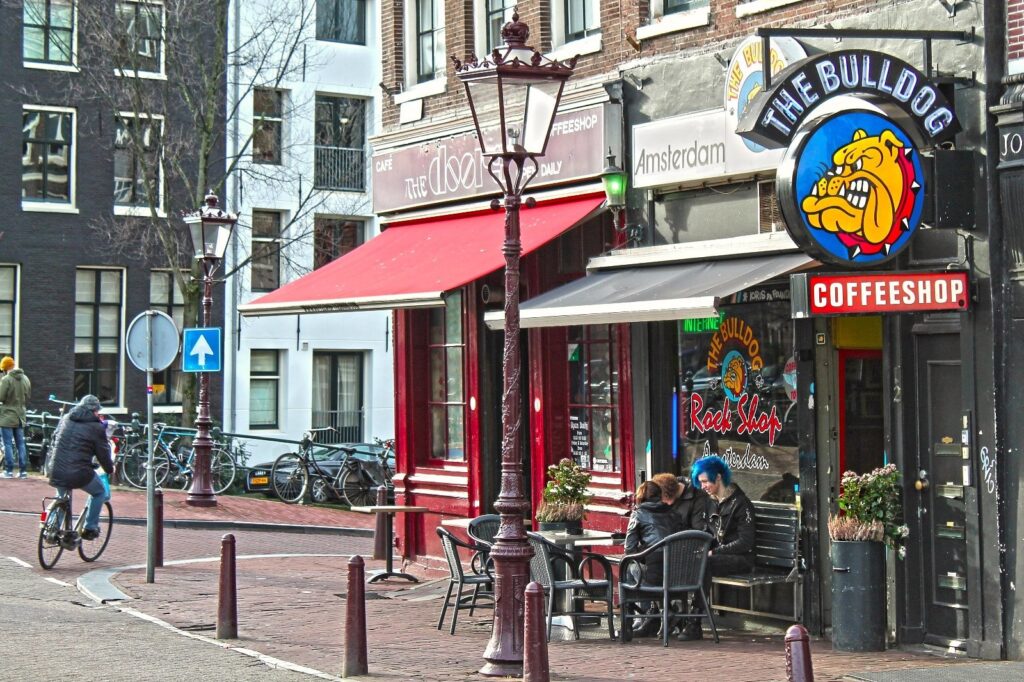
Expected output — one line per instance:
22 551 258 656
567 324 621 472
249 350 280 429
74 268 123 405
22 106 75 208
0 266 17 357
427 291 466 461
556 219 612 277
251 210 282 292
23 0 75 67
252 89 284 165
314 216 365 269
654 181 759 245
149 270 184 405
678 294 799 501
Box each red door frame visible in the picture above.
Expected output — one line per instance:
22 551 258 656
837 348 883 475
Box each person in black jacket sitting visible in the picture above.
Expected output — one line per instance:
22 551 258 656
47 395 114 540
624 480 684 636
678 455 756 641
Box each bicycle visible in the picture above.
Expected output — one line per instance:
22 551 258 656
119 423 236 494
337 437 395 507
271 429 392 506
37 474 114 569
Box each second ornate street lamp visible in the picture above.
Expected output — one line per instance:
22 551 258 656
182 190 237 507
452 13 575 677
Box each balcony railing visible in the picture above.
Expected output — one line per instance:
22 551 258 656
311 409 364 444
314 146 366 191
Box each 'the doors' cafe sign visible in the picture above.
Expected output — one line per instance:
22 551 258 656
372 104 607 214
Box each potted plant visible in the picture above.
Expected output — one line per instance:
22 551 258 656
828 463 909 652
535 458 592 535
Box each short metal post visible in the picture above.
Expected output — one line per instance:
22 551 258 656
153 489 164 568
373 486 388 561
342 555 368 678
785 624 814 682
216 534 238 640
522 582 549 682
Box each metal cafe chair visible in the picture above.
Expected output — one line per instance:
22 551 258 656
436 527 494 635
618 529 719 647
466 514 500 582
526 531 616 641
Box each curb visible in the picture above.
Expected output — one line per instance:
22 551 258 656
0 508 374 537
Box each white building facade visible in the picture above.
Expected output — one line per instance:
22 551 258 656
224 0 393 460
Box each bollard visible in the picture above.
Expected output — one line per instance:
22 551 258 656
342 555 369 678
523 581 550 682
154 489 164 568
373 486 388 561
785 624 814 682
216 534 238 640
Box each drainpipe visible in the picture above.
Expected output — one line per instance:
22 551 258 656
226 0 242 433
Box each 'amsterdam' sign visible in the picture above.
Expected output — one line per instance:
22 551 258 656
373 104 607 213
737 49 961 149
790 271 970 317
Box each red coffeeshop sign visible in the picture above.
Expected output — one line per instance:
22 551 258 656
790 271 970 317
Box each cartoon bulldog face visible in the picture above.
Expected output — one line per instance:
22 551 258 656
800 128 919 259
723 354 745 398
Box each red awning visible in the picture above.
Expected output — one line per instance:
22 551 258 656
239 194 606 316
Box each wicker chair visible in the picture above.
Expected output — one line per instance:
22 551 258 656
466 514 500 579
526 532 616 640
618 529 718 646
436 527 493 635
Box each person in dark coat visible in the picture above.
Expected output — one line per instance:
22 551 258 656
624 480 684 636
47 395 114 539
678 455 756 640
651 472 709 532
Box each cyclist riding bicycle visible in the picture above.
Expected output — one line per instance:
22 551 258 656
46 395 113 541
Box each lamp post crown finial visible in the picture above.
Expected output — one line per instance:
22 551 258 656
204 190 219 209
501 10 529 48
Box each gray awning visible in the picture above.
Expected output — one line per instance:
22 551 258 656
485 252 814 329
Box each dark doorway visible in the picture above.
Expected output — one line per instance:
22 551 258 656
838 349 885 475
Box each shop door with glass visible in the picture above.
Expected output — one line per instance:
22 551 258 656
838 350 885 476
912 331 968 645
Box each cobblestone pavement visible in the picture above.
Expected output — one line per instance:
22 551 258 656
0 475 1008 681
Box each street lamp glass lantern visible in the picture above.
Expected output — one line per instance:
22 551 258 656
601 153 627 209
454 13 575 158
184 191 238 261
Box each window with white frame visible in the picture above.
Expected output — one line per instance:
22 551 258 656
114 114 162 210
250 210 282 292
249 350 280 429
481 0 514 54
409 0 444 85
22 106 75 207
427 292 466 461
314 95 366 191
149 270 184 406
562 0 600 43
637 0 710 40
23 0 75 66
316 0 366 45
312 352 364 442
252 88 284 165
74 268 123 405
115 0 164 76
0 266 17 358
314 216 365 269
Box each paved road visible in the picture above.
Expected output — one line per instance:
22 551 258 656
0 554 316 681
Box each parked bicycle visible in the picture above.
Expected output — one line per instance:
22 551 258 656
118 423 236 493
337 437 395 507
271 430 393 506
37 472 114 569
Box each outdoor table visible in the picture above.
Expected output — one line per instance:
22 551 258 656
532 529 624 629
439 517 532 530
350 505 429 583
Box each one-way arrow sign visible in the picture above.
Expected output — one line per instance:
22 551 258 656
182 327 222 372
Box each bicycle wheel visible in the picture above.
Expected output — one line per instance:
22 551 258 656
271 453 307 503
210 448 237 494
339 466 376 507
78 501 113 562
37 501 68 570
118 445 149 489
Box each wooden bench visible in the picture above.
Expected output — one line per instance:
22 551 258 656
710 501 802 622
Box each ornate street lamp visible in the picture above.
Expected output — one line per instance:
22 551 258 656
182 190 237 506
601 151 627 231
453 13 575 677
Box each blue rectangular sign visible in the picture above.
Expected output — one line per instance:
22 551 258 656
182 327 222 372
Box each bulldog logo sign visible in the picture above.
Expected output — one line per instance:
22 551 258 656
776 110 925 266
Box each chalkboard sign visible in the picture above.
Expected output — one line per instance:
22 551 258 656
569 413 590 469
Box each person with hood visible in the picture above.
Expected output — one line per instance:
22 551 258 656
677 454 757 641
623 480 684 636
47 395 113 540
0 356 31 478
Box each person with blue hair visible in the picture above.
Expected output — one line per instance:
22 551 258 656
678 455 756 641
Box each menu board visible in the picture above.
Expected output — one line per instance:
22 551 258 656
569 413 590 469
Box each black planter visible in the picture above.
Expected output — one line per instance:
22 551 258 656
537 520 583 535
831 540 886 651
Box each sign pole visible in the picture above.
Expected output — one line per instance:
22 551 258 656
146 312 156 584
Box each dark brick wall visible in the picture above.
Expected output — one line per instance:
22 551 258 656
0 4 224 420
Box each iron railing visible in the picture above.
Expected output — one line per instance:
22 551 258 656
311 409 364 444
314 145 366 191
